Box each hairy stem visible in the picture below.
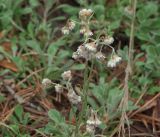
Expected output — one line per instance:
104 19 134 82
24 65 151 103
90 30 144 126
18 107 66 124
75 60 94 136
128 0 137 75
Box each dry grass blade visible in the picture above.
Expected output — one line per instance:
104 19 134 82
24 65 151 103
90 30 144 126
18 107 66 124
118 0 137 136
129 92 160 118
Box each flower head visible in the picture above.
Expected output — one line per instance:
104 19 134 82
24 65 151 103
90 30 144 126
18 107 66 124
67 89 81 105
80 26 93 37
86 109 101 134
55 84 63 93
72 45 88 60
124 6 134 15
104 36 114 45
67 20 76 30
80 26 86 34
72 52 79 60
95 52 106 61
86 124 95 134
87 109 101 126
85 42 97 53
107 54 122 68
84 30 93 37
61 27 69 35
42 78 52 87
79 9 93 20
61 70 72 81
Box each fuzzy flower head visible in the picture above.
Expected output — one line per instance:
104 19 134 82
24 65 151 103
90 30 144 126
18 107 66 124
61 20 75 35
80 26 86 34
42 78 52 87
61 70 72 81
55 84 63 93
67 89 81 105
104 36 114 45
95 52 106 61
107 54 122 68
86 124 95 134
72 44 96 61
61 26 69 35
86 109 101 133
124 6 134 15
67 20 76 30
72 45 90 60
72 52 79 60
80 26 93 37
79 8 93 20
87 109 101 126
85 42 97 53
84 30 93 37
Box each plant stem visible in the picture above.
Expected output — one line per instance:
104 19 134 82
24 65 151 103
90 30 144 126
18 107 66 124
75 60 94 136
128 0 137 75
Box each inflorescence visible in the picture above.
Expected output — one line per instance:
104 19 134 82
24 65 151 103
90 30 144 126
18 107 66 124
61 8 122 68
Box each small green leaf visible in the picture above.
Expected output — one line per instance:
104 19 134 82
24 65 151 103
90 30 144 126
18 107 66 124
27 40 42 53
14 104 23 122
0 94 5 103
58 4 79 15
48 109 65 123
29 0 39 7
71 64 85 70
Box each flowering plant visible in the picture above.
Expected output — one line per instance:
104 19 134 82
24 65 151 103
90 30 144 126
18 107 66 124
42 8 122 136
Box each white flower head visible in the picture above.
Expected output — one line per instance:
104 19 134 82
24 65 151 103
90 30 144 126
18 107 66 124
95 52 106 61
87 109 101 126
80 26 93 37
86 109 101 133
104 36 114 45
61 70 72 81
72 52 79 60
72 45 96 61
80 26 86 34
42 78 52 87
67 90 81 105
76 45 86 58
79 8 93 19
67 20 76 30
77 45 86 53
107 54 122 68
61 26 69 35
55 84 63 93
124 6 134 15
84 30 93 37
85 42 97 53
86 124 95 133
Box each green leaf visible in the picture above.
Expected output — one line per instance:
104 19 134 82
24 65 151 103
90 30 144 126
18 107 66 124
108 20 120 31
29 0 39 7
93 5 105 19
47 39 66 55
48 109 65 124
27 40 42 53
23 113 30 125
71 64 85 70
14 104 23 122
0 94 5 103
148 86 160 94
21 7 32 15
47 39 66 66
45 0 56 11
107 88 123 118
137 2 158 22
58 4 79 15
